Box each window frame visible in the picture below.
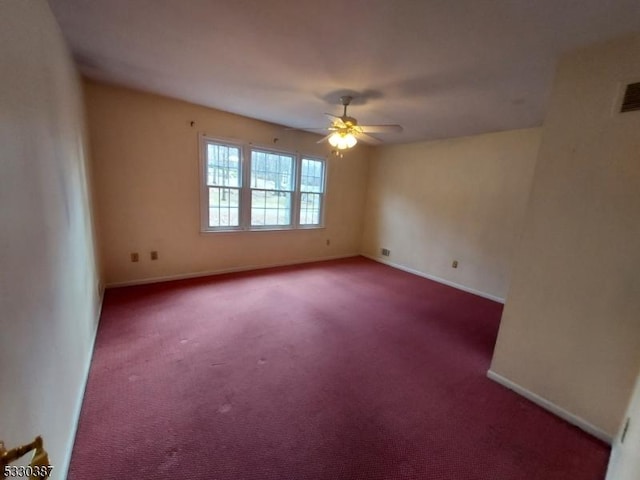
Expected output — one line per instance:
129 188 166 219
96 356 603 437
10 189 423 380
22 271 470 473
199 136 245 232
199 133 327 233
297 157 327 229
249 147 296 230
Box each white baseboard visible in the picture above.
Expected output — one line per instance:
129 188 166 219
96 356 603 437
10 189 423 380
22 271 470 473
106 253 360 288
487 369 612 444
59 286 104 480
361 254 505 304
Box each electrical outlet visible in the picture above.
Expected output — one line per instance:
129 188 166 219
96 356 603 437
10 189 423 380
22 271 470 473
452 260 458 268
131 252 139 263
151 251 159 260
381 248 391 257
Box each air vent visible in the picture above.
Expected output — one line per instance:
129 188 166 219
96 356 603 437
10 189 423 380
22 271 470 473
620 82 640 113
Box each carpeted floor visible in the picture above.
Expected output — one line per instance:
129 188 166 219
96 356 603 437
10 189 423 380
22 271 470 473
68 256 609 479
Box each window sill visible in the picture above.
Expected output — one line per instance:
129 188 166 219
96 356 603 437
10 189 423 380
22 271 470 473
200 225 325 235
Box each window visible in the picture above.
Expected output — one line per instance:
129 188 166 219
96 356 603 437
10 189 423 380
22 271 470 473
299 158 325 225
250 150 294 227
204 142 242 228
200 135 326 232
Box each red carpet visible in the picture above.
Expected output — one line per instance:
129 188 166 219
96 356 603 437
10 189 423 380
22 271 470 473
68 257 609 479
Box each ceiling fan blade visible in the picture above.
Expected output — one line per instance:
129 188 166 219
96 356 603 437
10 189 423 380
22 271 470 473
326 114 346 126
285 127 330 131
359 124 403 134
355 132 383 145
316 133 333 144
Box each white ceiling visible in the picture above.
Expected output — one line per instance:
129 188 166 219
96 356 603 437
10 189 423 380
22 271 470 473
49 0 640 144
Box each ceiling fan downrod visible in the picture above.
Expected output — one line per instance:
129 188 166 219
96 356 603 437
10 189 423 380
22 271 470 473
340 95 353 117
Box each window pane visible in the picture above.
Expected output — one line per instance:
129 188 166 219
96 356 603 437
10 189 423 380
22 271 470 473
250 150 294 191
251 190 291 226
299 192 321 225
300 158 324 193
207 144 240 187
208 187 240 227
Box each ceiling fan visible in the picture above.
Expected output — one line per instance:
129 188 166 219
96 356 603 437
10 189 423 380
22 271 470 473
301 96 403 150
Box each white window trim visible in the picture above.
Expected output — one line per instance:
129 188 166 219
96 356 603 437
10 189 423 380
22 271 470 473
199 135 245 232
297 157 327 229
248 145 296 230
199 133 327 233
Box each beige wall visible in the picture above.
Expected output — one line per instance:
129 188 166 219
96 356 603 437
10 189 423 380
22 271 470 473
84 81 370 285
491 34 640 438
361 128 541 301
0 2 100 479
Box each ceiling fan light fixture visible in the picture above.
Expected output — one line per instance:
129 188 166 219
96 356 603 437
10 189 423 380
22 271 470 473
328 131 357 150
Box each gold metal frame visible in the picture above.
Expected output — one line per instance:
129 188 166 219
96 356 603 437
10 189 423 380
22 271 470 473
0 436 51 480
